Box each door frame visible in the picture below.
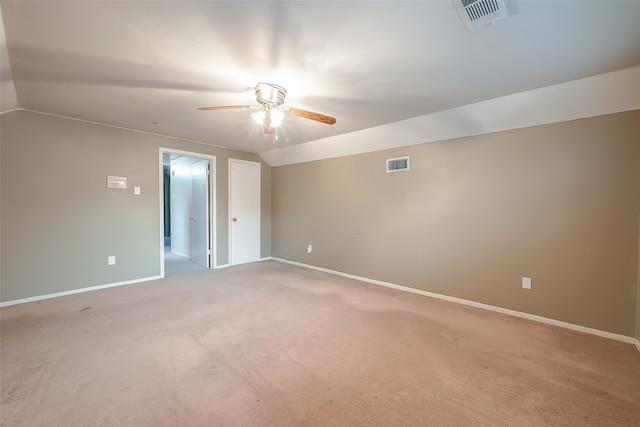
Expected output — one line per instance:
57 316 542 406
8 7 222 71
228 158 261 265
159 148 217 277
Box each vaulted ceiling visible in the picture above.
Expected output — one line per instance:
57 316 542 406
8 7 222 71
1 1 639 164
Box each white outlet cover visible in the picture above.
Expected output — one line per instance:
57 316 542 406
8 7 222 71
522 277 532 289
108 256 116 265
134 186 141 195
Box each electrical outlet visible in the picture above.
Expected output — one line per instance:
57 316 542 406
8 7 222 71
522 277 532 290
307 244 312 254
108 256 116 266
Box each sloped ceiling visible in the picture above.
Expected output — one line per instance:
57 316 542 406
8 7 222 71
1 1 639 165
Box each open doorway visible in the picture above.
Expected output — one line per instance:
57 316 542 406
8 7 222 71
159 149 216 277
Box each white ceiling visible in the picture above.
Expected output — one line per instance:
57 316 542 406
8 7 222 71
1 1 639 163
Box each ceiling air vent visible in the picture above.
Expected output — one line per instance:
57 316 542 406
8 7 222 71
387 156 410 173
453 0 508 32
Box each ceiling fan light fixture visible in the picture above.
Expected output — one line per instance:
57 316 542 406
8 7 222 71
269 109 284 127
198 81 335 134
252 110 265 124
252 108 284 127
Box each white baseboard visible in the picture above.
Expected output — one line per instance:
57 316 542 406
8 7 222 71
215 257 271 270
272 258 636 345
0 275 162 308
171 250 190 258
635 339 640 353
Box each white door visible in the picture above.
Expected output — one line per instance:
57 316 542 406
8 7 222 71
229 160 260 265
190 160 209 268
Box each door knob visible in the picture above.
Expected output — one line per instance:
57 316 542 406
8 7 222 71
232 218 237 222
189 217 197 220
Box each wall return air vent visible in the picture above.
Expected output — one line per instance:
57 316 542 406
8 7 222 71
453 0 509 32
387 156 410 173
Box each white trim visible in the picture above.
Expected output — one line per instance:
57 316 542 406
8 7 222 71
216 258 271 268
635 339 640 353
170 250 190 259
228 159 261 266
159 148 217 276
0 107 20 116
0 276 162 308
271 258 636 345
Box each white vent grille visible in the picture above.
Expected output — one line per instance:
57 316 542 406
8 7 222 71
387 156 410 173
453 0 508 32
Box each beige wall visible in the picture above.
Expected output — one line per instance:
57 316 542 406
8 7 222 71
272 111 640 337
0 110 271 302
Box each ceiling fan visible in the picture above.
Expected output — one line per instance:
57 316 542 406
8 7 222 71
198 83 336 134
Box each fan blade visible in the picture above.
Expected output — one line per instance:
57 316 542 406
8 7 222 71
197 105 251 111
287 107 336 125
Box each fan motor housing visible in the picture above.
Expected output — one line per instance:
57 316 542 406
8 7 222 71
255 83 286 106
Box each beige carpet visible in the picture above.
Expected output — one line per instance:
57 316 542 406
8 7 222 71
1 260 639 426
164 246 207 276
